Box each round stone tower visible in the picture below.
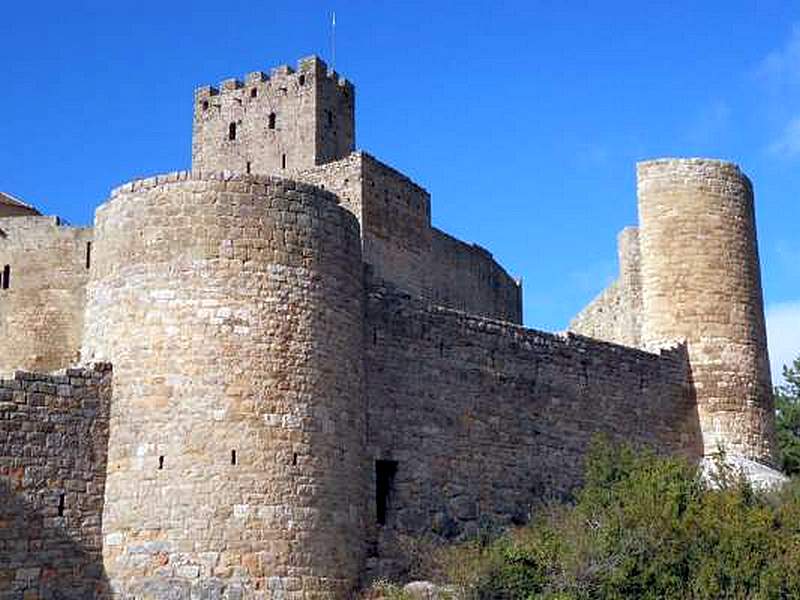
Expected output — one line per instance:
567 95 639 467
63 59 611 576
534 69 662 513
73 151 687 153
637 158 775 464
82 173 367 597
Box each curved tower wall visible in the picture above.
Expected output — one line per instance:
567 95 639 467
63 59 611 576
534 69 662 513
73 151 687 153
82 173 367 597
637 159 774 463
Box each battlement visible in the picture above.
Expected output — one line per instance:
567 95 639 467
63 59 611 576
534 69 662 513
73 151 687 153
194 56 352 103
192 56 354 177
108 169 342 204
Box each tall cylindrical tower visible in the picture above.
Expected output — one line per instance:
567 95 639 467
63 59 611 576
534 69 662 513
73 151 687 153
637 158 774 464
82 173 367 597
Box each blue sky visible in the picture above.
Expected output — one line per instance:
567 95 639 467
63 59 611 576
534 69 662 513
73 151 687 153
1 1 798 380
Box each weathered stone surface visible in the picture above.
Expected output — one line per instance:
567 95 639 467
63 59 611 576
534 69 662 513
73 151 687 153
192 56 354 178
570 226 642 347
0 364 111 598
81 175 367 598
0 57 780 598
299 153 522 323
0 216 92 377
364 280 699 578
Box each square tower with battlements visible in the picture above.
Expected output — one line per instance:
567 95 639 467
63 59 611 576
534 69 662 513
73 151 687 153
192 56 354 176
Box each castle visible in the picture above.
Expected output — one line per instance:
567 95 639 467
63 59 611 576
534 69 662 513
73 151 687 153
0 56 778 598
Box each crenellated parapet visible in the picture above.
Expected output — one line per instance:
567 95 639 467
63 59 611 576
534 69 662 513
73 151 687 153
192 55 354 177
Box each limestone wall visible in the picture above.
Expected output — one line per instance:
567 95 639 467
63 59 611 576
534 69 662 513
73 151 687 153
0 364 112 598
637 159 774 463
429 229 522 323
570 227 642 347
82 172 368 598
299 153 522 323
364 282 699 578
192 56 354 177
0 216 92 377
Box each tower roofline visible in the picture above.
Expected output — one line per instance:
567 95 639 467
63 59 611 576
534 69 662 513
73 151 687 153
194 55 352 99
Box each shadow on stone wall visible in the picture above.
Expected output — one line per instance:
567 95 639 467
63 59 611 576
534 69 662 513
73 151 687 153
0 479 110 599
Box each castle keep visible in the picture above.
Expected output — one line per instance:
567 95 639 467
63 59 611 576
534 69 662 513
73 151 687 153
0 56 777 598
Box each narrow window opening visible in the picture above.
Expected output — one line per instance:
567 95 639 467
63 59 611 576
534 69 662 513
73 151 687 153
250 88 258 98
373 327 377 345
158 455 164 470
268 112 276 130
1 265 9 290
375 460 398 525
281 154 287 170
246 161 251 174
298 74 306 86
85 242 92 269
439 340 444 357
228 122 237 141
231 449 237 465
201 100 209 111
57 493 65 517
326 109 333 127
292 453 298 466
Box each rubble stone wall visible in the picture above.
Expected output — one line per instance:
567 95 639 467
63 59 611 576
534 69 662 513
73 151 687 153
299 153 522 323
0 216 92 377
364 282 699 578
0 364 112 599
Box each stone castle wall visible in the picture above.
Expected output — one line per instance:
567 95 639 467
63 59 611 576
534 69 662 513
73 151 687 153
637 159 774 463
299 152 522 323
0 216 92 377
364 281 699 578
570 227 642 347
0 364 112 598
192 57 354 177
81 172 368 598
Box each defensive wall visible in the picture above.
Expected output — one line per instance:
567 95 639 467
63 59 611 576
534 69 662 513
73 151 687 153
364 279 699 578
0 364 112 598
299 152 522 323
0 216 92 377
0 54 781 598
80 172 368 598
570 159 775 464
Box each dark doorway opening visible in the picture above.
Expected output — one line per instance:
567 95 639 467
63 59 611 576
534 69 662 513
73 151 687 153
375 459 398 525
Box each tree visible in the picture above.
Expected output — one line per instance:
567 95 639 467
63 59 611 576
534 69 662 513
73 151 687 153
775 355 800 475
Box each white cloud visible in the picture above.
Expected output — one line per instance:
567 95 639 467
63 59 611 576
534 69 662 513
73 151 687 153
757 24 800 91
768 116 800 158
757 25 800 158
766 302 800 385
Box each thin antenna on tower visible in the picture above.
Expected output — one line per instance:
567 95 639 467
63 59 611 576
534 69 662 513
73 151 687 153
331 11 336 72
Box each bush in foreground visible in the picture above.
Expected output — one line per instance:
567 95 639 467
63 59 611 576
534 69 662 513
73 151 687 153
433 440 800 599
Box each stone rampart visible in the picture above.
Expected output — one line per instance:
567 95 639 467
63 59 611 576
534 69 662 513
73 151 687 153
0 216 92 377
0 364 111 598
299 153 522 323
82 171 367 598
364 281 699 578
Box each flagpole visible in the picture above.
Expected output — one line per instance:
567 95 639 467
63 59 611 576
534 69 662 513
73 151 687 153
331 11 336 72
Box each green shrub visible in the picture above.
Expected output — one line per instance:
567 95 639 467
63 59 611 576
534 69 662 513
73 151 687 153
776 355 800 475
436 438 800 599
